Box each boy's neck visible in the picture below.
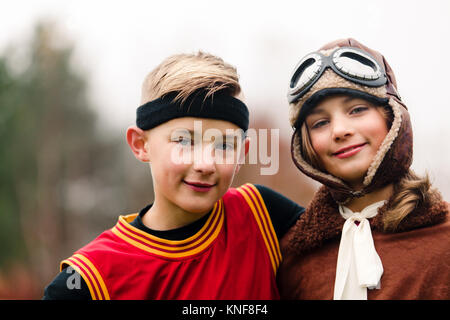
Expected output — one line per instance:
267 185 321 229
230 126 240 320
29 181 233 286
345 183 394 213
142 200 210 231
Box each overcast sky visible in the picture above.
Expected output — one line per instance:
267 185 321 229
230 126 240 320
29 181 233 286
2 0 450 198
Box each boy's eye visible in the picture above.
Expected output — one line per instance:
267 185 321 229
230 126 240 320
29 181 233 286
173 136 192 146
215 142 235 151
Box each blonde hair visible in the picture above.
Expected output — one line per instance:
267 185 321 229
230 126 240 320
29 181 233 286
300 103 436 231
141 51 241 105
383 170 437 231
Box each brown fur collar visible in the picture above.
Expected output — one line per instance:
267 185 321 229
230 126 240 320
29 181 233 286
286 186 448 255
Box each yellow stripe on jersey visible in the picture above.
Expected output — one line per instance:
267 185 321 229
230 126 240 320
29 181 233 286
60 258 98 300
118 201 219 246
244 184 282 263
236 184 281 275
73 254 110 300
111 200 224 259
60 254 110 300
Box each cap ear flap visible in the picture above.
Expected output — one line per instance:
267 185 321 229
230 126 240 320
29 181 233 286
363 98 412 190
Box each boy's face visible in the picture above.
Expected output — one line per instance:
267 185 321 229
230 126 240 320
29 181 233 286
140 117 247 216
305 95 388 189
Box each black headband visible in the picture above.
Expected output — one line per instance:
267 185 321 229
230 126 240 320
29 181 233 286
136 91 249 131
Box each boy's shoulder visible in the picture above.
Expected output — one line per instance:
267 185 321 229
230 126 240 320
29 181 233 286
226 183 282 200
61 214 135 269
225 183 259 198
223 183 273 212
228 183 305 240
226 183 301 209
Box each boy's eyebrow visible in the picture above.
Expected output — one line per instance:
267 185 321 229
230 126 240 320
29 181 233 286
172 128 194 134
172 129 240 140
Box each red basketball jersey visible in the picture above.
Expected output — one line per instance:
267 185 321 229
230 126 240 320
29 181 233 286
60 184 281 300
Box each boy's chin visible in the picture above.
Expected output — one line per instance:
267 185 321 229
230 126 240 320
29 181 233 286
179 200 218 215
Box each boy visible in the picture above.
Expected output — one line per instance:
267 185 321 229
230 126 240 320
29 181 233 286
43 52 304 299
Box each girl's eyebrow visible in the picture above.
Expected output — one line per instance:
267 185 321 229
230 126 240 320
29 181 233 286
343 96 358 104
308 107 326 116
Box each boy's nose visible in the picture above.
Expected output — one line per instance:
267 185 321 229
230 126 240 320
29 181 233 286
192 145 216 174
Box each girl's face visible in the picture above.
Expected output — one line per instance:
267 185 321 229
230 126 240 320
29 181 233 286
305 95 389 189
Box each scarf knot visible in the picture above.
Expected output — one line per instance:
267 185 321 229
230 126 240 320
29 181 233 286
333 200 386 300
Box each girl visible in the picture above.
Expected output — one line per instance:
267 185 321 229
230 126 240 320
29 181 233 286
278 38 450 299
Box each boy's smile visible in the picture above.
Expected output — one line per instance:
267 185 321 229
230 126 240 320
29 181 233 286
305 95 388 189
182 180 217 192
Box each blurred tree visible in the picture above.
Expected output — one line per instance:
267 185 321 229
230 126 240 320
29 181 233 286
0 21 130 298
0 56 28 267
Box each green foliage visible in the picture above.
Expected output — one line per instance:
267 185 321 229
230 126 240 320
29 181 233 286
0 22 156 297
0 21 123 272
0 57 28 265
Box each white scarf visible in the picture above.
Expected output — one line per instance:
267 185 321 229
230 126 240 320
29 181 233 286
333 200 386 300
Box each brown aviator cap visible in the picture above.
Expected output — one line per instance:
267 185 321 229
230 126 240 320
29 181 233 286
289 38 413 204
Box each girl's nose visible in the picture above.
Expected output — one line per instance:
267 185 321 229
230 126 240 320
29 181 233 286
332 119 354 142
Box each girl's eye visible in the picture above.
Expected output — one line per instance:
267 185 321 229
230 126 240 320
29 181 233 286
311 119 329 129
350 106 368 114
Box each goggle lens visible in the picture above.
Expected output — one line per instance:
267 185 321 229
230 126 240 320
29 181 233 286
290 55 321 94
332 49 381 80
288 47 386 103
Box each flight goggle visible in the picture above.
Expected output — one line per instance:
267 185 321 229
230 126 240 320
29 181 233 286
287 47 387 104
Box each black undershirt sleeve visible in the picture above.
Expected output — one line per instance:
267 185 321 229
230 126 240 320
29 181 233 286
253 184 305 239
42 266 91 300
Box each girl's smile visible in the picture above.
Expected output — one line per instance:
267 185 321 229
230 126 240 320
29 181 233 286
332 142 367 159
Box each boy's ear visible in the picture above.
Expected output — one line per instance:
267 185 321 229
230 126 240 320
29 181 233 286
126 126 151 162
